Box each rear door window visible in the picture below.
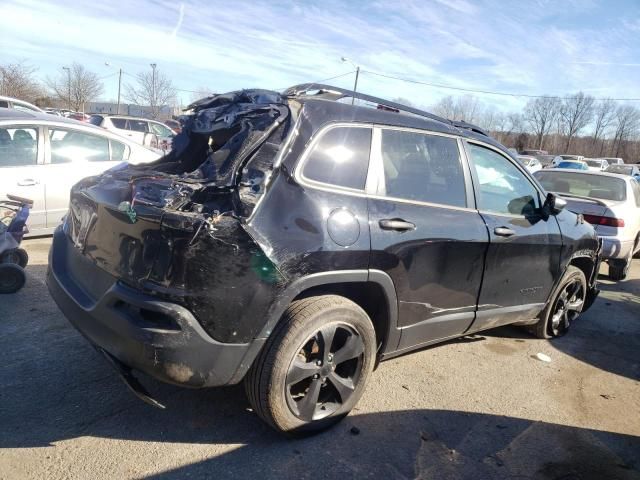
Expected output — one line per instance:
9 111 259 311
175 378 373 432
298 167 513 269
301 126 372 190
0 126 38 166
378 129 466 207
49 129 110 163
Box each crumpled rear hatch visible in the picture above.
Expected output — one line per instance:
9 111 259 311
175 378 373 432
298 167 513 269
64 89 291 333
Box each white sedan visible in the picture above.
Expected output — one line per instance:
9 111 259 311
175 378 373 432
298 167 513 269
534 169 640 280
517 155 542 173
0 108 160 236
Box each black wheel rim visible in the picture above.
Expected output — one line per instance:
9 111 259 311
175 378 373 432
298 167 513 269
550 279 585 336
285 323 365 421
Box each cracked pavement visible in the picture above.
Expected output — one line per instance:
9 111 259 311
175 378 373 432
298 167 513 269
1 238 639 479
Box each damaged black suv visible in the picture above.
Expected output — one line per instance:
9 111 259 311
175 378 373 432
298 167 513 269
48 85 600 434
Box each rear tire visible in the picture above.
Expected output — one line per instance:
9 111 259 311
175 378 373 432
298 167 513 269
0 263 26 293
244 295 376 435
1 248 28 268
531 266 586 339
609 257 630 281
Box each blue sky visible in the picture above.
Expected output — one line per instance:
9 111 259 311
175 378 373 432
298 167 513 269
1 0 639 110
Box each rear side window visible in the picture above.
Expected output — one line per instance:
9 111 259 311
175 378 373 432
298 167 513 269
302 126 371 190
89 115 103 126
630 180 640 207
109 139 129 161
50 129 110 163
128 120 148 132
110 118 127 129
379 129 466 207
0 126 38 167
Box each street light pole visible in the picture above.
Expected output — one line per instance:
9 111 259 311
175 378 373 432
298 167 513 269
62 66 71 110
150 63 157 117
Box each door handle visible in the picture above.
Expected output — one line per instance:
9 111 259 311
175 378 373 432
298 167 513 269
17 179 38 186
494 226 516 237
379 218 416 231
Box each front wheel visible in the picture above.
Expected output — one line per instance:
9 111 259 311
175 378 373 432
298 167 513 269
245 295 376 435
531 266 586 339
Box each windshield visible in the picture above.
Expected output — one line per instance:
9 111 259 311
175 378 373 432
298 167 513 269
535 171 627 201
585 160 602 167
557 161 583 169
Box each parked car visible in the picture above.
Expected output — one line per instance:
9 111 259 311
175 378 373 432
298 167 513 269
48 85 600 435
605 164 640 180
521 148 548 156
44 108 63 117
535 154 557 168
0 108 160 236
164 119 182 135
534 169 640 280
556 160 589 170
551 154 585 168
90 114 176 152
584 158 610 172
603 157 624 165
67 112 91 122
517 155 542 173
0 95 44 114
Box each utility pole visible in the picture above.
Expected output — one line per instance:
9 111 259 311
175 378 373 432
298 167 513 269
150 63 157 117
105 63 123 114
62 66 71 110
341 57 360 105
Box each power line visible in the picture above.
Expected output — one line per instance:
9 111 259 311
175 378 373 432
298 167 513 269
271 70 356 92
361 69 640 102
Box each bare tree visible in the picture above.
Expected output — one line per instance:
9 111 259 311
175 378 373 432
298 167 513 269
612 105 640 157
431 95 481 123
125 67 176 119
558 92 594 151
524 97 561 150
47 63 103 111
591 98 617 156
0 62 42 102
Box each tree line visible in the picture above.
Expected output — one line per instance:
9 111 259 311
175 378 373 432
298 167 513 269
431 93 640 162
0 61 177 119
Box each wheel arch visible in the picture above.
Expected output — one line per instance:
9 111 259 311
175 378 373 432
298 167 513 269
229 270 399 384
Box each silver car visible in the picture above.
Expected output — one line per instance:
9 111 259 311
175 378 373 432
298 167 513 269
534 169 640 280
0 108 160 236
89 114 175 153
0 95 44 113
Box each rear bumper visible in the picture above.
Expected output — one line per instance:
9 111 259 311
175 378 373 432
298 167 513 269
47 227 263 388
599 236 634 260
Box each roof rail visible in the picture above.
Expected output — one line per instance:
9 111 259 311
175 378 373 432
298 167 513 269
283 83 489 137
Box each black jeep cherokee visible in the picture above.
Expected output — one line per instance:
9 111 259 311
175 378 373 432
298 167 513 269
47 85 600 434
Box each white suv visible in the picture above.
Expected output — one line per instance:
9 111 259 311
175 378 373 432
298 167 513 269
89 115 175 152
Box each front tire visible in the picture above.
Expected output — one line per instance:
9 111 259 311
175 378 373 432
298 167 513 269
245 295 376 435
531 266 586 339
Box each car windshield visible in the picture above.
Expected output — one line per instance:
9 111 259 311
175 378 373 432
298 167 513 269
585 160 602 167
535 171 627 201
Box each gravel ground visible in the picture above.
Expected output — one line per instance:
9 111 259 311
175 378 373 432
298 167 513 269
1 237 639 480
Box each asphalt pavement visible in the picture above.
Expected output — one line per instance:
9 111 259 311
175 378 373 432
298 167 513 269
1 238 639 479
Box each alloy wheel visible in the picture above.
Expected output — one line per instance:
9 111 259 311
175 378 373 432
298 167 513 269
550 279 585 336
285 323 365 421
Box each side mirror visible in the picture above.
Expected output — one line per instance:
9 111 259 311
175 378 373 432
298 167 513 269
545 192 566 215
